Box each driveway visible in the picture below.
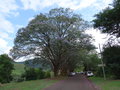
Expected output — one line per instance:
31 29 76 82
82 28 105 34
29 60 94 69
44 74 100 90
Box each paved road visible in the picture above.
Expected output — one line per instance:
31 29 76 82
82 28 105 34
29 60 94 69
44 74 99 90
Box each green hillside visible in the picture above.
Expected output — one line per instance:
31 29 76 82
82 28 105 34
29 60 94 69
12 63 25 75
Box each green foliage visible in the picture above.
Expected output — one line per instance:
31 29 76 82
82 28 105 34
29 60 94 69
85 53 100 71
0 54 14 83
102 45 120 79
36 68 45 79
78 50 100 72
93 0 120 37
12 74 24 82
21 68 50 81
22 68 37 80
44 71 51 78
12 63 51 82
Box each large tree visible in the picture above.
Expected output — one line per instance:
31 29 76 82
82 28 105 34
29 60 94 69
93 0 120 37
11 8 94 76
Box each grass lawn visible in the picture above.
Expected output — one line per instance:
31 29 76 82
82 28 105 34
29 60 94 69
0 79 58 90
89 77 120 90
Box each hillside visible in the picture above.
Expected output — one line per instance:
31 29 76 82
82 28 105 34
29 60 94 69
12 63 25 75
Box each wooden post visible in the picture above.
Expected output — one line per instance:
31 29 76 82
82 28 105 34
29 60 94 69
99 44 106 80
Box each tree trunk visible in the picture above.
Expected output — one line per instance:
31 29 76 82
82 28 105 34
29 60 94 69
53 67 59 77
60 69 68 76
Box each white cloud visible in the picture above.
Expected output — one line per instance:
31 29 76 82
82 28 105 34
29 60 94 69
0 38 12 54
28 17 34 22
0 32 9 39
0 15 15 33
21 0 41 10
0 0 19 55
0 0 19 16
20 0 113 11
93 0 113 10
86 28 109 52
16 25 24 29
0 0 19 34
0 38 8 48
72 0 96 10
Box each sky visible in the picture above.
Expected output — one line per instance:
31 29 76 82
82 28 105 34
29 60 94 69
0 0 113 55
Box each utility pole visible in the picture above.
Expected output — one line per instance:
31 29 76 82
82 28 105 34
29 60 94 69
99 44 106 80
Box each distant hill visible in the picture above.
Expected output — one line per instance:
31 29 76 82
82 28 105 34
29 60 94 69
13 60 51 73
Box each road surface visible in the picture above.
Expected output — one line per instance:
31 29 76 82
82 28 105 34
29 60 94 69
44 74 100 90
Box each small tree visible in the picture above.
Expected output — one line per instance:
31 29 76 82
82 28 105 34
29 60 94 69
0 54 14 83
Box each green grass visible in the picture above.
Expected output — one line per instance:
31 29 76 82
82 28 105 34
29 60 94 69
0 63 61 90
0 63 60 90
89 77 120 90
12 63 25 75
0 79 58 90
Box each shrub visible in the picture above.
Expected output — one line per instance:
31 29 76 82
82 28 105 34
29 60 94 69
44 71 51 78
12 74 25 82
22 68 37 80
0 54 14 83
21 68 52 81
36 68 45 79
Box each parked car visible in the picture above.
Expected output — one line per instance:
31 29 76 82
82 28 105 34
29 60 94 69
68 72 76 76
86 71 94 77
79 71 85 74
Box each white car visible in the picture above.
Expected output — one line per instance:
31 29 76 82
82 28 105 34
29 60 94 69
68 72 76 76
79 71 85 74
86 71 94 77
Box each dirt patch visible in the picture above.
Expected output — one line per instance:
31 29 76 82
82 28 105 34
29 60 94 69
0 83 3 87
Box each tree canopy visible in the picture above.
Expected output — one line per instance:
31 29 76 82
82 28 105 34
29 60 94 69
11 8 95 76
93 0 120 37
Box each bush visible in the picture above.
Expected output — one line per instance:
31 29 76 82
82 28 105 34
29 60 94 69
36 68 45 79
0 54 14 83
95 68 104 77
22 68 37 80
12 74 25 82
21 68 52 81
44 71 51 78
16 77 25 82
